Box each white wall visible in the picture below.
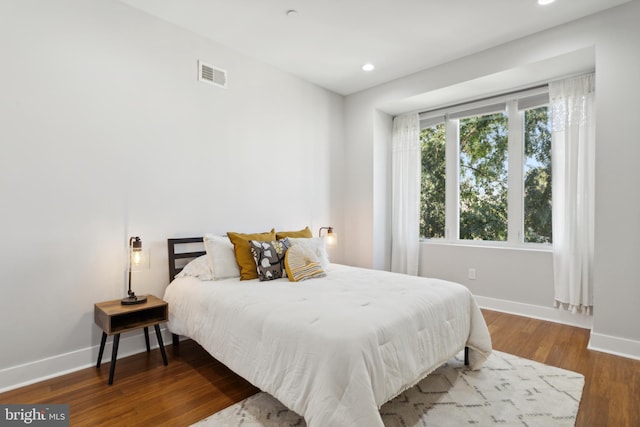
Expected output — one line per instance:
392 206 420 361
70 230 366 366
373 109 392 271
0 0 344 390
589 2 640 357
343 1 640 358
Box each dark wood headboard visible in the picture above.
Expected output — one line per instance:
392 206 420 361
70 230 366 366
167 237 205 282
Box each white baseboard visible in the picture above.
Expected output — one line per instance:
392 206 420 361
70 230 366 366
474 295 594 329
588 332 640 361
476 295 640 360
0 327 173 393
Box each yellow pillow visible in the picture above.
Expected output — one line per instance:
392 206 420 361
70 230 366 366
227 229 276 280
276 226 313 240
284 244 326 282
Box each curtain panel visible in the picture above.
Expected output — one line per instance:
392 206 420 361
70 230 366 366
550 73 595 315
391 113 420 275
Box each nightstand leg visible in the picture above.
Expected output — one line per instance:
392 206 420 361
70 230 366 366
154 324 168 366
97 332 107 368
144 327 150 352
108 333 120 385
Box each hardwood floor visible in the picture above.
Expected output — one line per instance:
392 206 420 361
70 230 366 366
1 310 638 426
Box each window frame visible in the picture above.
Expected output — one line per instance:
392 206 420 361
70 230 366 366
419 86 552 249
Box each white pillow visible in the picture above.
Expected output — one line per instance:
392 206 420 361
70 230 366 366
204 234 241 279
175 255 213 281
287 237 329 269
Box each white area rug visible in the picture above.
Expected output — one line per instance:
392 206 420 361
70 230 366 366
192 350 584 427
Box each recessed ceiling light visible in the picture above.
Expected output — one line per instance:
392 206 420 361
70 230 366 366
362 63 375 71
538 0 555 5
286 9 299 17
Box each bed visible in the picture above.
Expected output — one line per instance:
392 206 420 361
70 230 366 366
164 236 492 427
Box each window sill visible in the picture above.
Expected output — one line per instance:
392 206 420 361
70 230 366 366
419 239 552 253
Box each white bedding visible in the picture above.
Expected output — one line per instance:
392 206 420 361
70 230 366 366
164 263 492 427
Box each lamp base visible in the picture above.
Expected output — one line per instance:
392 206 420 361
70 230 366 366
121 295 147 305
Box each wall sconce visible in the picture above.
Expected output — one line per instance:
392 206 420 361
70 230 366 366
318 226 337 246
121 236 148 305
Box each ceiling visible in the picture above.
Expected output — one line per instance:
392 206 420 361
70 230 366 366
119 0 628 95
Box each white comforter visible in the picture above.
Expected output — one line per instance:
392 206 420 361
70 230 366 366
164 263 492 427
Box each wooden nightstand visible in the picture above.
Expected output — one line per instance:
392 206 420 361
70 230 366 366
94 295 169 385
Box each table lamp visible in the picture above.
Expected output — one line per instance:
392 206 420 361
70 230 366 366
121 236 148 305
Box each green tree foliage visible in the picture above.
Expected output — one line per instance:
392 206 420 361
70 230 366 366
524 107 552 243
419 107 552 243
420 123 446 238
459 112 509 241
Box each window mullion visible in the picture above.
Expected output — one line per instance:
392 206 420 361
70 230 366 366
507 100 523 244
445 118 459 241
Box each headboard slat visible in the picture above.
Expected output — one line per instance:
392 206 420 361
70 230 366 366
173 252 204 259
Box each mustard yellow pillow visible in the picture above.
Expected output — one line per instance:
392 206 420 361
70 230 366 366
276 226 313 240
227 229 276 280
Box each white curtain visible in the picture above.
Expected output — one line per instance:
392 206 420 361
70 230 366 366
391 113 420 275
550 73 595 314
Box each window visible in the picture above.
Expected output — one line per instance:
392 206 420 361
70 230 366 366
459 111 509 241
419 87 552 245
523 106 552 243
419 122 445 238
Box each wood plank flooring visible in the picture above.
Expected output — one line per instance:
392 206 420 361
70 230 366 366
1 309 638 426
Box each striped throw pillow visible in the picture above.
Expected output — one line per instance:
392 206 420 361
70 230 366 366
284 244 326 282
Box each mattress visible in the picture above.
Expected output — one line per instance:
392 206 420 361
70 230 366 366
164 263 492 427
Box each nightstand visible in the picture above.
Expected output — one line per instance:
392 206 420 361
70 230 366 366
94 295 169 385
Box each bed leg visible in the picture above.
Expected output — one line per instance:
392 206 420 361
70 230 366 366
464 346 469 366
172 334 180 350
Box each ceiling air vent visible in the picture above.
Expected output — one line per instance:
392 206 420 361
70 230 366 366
198 60 227 88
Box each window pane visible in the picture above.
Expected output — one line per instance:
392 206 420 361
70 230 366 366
459 112 508 241
523 106 552 243
420 122 446 238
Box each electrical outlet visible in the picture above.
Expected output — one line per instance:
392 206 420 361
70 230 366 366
468 268 476 280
